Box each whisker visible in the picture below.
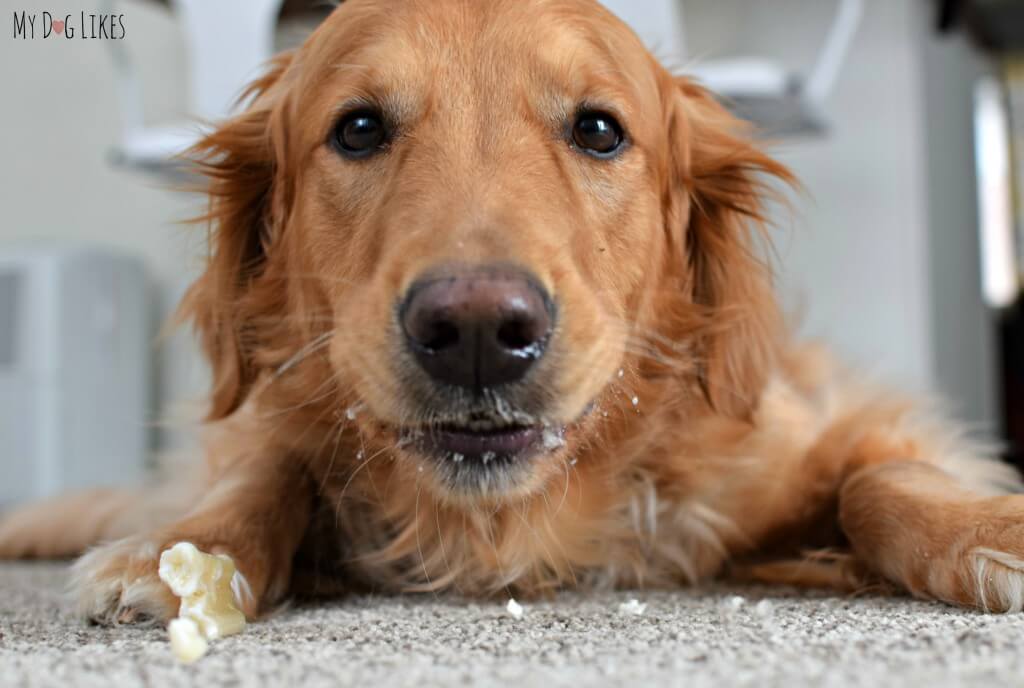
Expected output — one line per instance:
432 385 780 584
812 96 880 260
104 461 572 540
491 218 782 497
335 443 392 509
514 500 577 588
434 500 462 594
317 415 349 497
554 454 575 517
273 332 334 378
477 507 514 596
413 480 434 592
260 374 338 418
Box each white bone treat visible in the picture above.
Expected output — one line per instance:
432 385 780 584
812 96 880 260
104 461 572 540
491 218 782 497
158 542 247 662
167 617 209 664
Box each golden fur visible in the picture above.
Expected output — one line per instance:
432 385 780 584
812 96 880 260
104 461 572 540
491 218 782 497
2 0 1024 622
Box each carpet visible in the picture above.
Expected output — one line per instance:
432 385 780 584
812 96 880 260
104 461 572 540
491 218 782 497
2 561 1024 687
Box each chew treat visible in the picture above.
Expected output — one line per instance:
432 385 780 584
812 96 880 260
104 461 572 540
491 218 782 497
159 542 247 639
158 542 247 662
168 617 209 664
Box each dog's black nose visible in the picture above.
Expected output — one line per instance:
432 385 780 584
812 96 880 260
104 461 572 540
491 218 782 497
401 265 553 389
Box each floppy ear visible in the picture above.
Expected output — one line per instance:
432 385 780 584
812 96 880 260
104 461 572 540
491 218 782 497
178 53 294 420
665 77 796 419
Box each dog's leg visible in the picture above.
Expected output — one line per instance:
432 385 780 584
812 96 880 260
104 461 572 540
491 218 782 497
0 489 167 559
839 461 1024 612
71 457 314 625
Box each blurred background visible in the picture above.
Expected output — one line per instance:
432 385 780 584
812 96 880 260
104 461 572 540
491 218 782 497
0 0 1022 504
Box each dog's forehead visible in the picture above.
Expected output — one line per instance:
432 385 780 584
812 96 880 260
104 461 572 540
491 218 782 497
303 0 661 121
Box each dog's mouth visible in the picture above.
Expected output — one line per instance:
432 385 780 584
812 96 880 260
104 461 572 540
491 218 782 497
402 417 565 467
384 398 598 496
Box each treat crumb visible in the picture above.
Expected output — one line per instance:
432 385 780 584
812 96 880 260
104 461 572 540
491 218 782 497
618 599 647 616
720 595 746 613
542 428 566 450
506 598 524 619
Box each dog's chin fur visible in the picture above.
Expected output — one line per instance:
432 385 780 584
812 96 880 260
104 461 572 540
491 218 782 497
3 0 1024 620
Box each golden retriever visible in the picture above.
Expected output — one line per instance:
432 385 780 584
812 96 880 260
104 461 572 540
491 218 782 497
2 0 1023 623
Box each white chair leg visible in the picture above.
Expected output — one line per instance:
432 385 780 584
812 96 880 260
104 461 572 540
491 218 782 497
170 0 285 119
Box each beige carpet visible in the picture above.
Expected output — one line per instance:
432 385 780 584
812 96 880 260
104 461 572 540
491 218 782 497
3 561 1024 687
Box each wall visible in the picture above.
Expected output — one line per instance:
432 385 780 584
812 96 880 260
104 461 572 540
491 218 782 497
685 0 936 391
0 1 208 454
681 0 997 429
916 7 999 429
0 1 197 284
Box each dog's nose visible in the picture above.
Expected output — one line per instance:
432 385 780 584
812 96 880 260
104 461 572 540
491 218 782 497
401 265 553 389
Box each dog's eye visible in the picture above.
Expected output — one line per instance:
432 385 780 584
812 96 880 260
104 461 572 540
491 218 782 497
572 112 624 158
333 110 387 158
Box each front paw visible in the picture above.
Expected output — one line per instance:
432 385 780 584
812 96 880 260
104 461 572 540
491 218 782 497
71 535 262 626
960 498 1024 613
71 537 180 625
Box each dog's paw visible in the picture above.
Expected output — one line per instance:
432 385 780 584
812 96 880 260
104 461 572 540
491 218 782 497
959 503 1024 613
970 546 1024 613
924 497 1024 613
71 535 263 625
71 537 180 625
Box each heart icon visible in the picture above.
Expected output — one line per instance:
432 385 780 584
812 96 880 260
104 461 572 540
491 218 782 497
53 19 64 35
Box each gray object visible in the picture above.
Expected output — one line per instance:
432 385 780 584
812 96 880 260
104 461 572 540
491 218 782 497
0 246 151 508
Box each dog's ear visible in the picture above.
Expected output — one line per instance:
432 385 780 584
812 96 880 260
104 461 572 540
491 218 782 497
664 77 795 419
179 53 295 420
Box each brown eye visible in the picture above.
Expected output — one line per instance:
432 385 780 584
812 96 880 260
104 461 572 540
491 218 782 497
333 110 387 157
572 112 624 157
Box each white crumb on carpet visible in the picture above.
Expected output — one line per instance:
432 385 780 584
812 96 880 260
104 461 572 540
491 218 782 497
754 599 775 618
506 598 524 619
721 594 746 613
617 599 647 616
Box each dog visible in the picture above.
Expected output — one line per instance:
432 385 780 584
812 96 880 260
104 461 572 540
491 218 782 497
2 0 1023 623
